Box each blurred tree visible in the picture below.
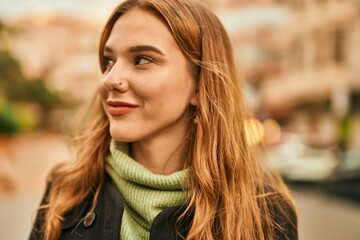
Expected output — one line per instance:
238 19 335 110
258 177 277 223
0 21 63 134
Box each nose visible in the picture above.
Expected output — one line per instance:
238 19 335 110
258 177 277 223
102 63 129 93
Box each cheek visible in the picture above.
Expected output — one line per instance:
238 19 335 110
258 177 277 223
98 79 108 100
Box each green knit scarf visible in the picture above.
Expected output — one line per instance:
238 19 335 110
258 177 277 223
105 140 188 240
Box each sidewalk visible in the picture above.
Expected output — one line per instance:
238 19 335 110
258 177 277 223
293 186 360 240
0 132 71 240
0 132 71 197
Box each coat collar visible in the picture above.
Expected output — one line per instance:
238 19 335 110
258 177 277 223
59 173 192 239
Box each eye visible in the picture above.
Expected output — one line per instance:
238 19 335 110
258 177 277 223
104 56 115 70
134 55 153 66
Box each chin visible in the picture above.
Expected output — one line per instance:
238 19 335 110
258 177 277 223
110 133 133 143
108 122 130 142
109 129 137 143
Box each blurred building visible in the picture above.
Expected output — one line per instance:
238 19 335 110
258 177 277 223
260 0 360 151
214 0 360 181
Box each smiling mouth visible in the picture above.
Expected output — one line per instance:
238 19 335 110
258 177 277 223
106 100 138 117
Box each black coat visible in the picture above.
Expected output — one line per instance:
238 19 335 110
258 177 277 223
29 174 298 240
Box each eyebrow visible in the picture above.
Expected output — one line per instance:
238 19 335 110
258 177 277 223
104 45 165 56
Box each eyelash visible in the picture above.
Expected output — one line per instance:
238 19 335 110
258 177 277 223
134 55 154 65
103 55 154 70
104 57 114 69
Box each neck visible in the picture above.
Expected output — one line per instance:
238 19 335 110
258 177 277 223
132 125 190 175
132 139 185 175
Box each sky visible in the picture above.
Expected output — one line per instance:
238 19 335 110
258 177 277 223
0 0 121 23
0 0 290 32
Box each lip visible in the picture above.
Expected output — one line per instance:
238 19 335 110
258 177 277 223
106 100 139 116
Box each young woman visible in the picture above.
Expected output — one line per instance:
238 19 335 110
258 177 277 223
30 0 298 239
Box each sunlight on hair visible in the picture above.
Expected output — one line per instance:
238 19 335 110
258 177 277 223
244 117 264 146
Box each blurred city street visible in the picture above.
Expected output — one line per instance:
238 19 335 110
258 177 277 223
1 0 360 239
0 133 359 240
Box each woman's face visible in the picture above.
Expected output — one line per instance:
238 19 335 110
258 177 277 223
99 8 198 143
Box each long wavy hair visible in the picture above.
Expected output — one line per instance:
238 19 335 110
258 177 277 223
39 0 296 239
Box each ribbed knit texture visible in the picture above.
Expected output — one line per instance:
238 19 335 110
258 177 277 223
105 140 188 240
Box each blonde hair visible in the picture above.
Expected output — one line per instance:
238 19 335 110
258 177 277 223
39 0 297 239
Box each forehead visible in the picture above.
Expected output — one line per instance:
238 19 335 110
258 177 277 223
105 8 176 49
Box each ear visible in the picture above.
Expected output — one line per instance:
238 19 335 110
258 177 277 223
190 89 199 106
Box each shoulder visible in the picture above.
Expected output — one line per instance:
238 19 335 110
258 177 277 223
265 191 298 240
29 178 53 240
29 173 115 240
